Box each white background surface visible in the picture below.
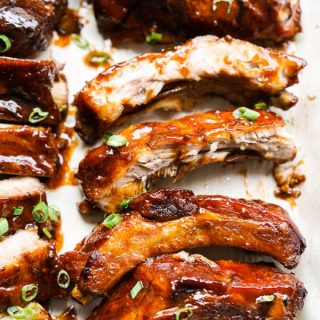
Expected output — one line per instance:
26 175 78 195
47 1 320 318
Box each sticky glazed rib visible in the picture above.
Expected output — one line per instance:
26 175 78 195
74 35 306 142
62 188 305 297
0 57 67 127
0 0 67 57
0 304 52 320
0 124 58 177
0 229 69 308
88 252 306 320
0 177 60 241
93 0 301 44
77 110 297 212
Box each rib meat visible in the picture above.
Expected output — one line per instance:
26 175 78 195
77 110 297 212
74 35 306 142
0 229 69 308
0 57 67 127
93 0 301 45
0 177 60 241
0 0 67 57
88 252 306 320
0 124 58 177
62 188 305 297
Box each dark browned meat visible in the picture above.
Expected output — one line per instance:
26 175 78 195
0 177 61 241
77 110 297 212
62 189 305 298
88 252 306 320
74 35 306 143
0 124 58 177
0 0 67 57
0 57 67 127
0 229 70 308
93 0 301 44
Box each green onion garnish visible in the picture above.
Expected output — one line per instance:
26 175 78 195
13 206 24 216
72 34 89 49
0 34 12 53
57 269 70 289
32 202 49 223
42 227 52 239
102 213 122 229
212 0 233 14
28 108 49 124
106 134 127 147
0 217 9 236
88 51 110 65
254 102 267 109
24 302 42 316
119 198 131 210
48 205 60 222
146 32 163 44
175 307 193 320
256 294 275 304
233 107 260 121
7 306 28 319
130 280 144 299
21 284 38 302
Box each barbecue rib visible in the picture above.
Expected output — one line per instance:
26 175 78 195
88 252 306 320
0 229 69 308
74 35 306 142
93 0 301 44
0 57 67 127
61 189 305 297
0 0 67 57
0 124 58 177
77 110 297 212
0 177 60 241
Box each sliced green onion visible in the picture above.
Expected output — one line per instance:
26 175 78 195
119 198 131 210
48 205 60 222
233 107 260 121
21 284 38 302
212 0 233 14
130 281 144 299
102 213 122 229
7 306 28 319
146 32 163 44
106 134 127 147
28 108 49 124
0 217 9 236
13 206 24 216
42 227 52 239
256 294 275 304
254 102 267 109
0 34 12 53
32 202 49 223
24 302 43 316
103 132 113 141
175 307 193 320
72 34 89 49
57 269 70 289
88 51 110 65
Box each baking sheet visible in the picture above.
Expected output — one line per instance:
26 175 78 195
46 1 320 318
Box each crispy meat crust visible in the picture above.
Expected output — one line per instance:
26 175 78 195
74 35 305 142
0 230 69 308
93 0 301 44
0 177 60 241
0 57 62 126
0 124 58 177
88 253 306 320
0 0 67 57
62 189 305 297
77 110 296 211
